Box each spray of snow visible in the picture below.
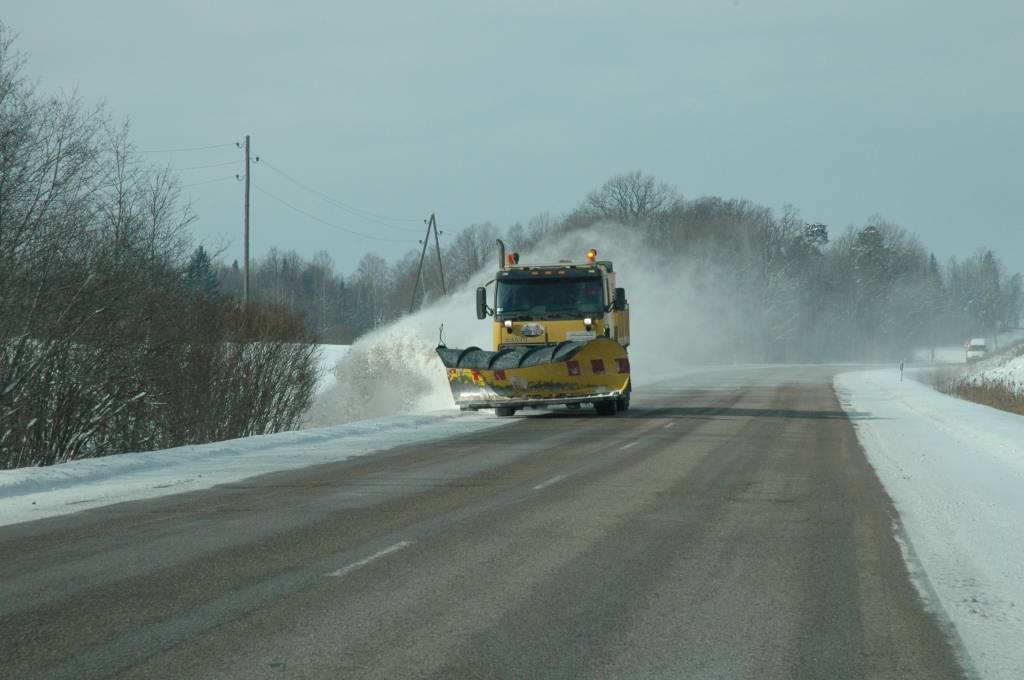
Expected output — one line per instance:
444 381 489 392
306 223 729 426
304 285 489 426
526 224 729 378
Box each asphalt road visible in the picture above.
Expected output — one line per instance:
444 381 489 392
0 366 967 679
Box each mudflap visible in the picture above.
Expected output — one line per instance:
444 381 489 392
436 337 630 411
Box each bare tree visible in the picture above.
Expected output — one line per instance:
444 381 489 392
0 26 318 468
582 171 676 223
350 253 390 333
443 222 499 289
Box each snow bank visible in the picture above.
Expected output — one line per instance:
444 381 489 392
0 411 507 528
835 369 1024 679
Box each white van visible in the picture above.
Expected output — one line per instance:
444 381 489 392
965 338 987 362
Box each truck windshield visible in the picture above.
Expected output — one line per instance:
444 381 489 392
496 277 605 318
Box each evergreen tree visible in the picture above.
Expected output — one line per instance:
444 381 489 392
185 246 220 302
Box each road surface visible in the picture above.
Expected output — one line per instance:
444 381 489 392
0 366 967 679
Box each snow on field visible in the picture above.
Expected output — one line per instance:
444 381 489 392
0 411 507 528
951 343 1024 397
835 369 1024 679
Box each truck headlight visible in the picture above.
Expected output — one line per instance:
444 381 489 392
584 317 593 326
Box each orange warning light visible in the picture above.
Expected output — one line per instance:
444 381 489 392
586 248 597 262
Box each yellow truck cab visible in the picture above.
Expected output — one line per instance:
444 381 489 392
437 241 632 417
487 250 630 352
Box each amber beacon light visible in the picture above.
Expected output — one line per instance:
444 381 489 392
586 248 597 263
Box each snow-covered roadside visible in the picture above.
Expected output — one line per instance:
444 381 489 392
0 411 507 528
835 370 1024 679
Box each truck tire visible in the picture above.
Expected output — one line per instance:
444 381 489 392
617 381 631 411
495 406 516 417
594 400 617 416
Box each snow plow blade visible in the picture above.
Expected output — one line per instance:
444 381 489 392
436 337 630 410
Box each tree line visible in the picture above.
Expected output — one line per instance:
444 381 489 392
231 170 1021 362
0 27 317 469
212 223 516 343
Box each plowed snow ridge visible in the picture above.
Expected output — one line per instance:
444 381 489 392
0 412 507 527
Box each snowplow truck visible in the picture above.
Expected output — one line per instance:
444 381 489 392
436 241 631 417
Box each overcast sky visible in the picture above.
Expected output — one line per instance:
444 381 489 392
6 1 1023 275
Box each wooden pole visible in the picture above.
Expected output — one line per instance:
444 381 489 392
430 213 447 296
243 134 251 303
409 216 432 313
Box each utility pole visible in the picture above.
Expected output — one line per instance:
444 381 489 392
243 134 251 304
409 216 433 314
408 213 447 313
430 213 447 296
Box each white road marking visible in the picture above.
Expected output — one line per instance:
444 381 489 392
328 541 412 577
532 474 567 491
663 421 676 429
621 441 638 449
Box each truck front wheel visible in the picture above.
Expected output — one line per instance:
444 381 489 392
617 382 631 411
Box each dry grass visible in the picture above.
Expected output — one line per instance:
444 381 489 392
940 380 1024 417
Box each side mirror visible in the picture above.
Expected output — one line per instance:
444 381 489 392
476 287 488 319
613 287 627 311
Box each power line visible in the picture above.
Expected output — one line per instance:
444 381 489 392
140 142 236 153
181 175 238 189
260 158 422 227
258 158 423 230
252 183 415 244
175 160 239 171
